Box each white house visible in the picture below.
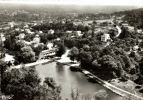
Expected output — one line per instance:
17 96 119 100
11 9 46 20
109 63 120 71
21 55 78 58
137 29 142 34
66 31 72 34
39 31 43 34
0 33 6 42
18 33 25 40
76 31 83 37
25 29 35 34
56 38 61 41
8 21 16 28
133 45 139 52
24 40 32 45
101 33 111 42
47 42 53 50
15 28 20 31
33 35 40 44
3 54 15 64
48 29 54 34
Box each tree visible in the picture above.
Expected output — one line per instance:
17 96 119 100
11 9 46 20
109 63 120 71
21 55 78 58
79 50 93 69
91 20 96 37
98 55 121 79
2 67 62 100
4 35 16 51
2 67 41 100
94 89 108 100
19 46 36 63
0 60 9 92
71 88 79 100
43 77 62 100
56 43 66 57
68 47 79 61
44 77 56 89
0 60 8 77
83 45 90 51
119 26 131 39
15 40 25 51
33 43 44 56
92 59 101 70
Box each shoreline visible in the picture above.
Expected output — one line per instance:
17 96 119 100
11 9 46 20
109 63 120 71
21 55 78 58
54 60 143 99
10 59 53 69
81 69 143 100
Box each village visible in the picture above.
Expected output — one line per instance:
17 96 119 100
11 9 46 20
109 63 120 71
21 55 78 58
1 5 143 100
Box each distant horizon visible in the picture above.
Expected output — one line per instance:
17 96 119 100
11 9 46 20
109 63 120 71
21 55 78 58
0 3 141 14
0 4 139 14
0 0 142 7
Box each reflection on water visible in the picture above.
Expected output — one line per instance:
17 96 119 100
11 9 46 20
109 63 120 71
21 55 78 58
56 64 65 75
36 62 122 100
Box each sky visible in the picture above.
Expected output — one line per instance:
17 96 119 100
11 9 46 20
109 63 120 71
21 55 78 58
0 0 143 6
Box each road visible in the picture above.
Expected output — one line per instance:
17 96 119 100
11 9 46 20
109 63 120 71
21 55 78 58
82 70 143 100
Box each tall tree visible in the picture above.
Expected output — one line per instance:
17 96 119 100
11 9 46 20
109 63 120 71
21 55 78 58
68 47 79 61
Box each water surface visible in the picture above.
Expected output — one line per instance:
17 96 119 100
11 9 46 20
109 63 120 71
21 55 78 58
36 62 122 100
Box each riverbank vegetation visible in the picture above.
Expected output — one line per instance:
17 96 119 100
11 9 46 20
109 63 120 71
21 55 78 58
0 60 62 100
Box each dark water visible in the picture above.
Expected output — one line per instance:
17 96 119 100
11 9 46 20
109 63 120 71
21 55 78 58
36 62 122 100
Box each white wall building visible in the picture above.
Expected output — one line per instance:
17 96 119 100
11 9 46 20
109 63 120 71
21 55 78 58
0 33 5 42
66 30 72 34
48 29 55 34
8 22 16 28
33 35 40 44
47 42 53 50
3 54 15 64
76 31 83 37
25 29 35 34
18 33 25 40
101 33 111 42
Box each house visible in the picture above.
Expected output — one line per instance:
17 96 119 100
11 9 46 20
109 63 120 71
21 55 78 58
25 29 34 34
133 45 139 52
122 23 129 27
66 31 72 34
8 21 16 28
24 40 32 45
18 33 25 40
39 31 43 34
47 42 53 50
0 33 6 42
33 35 40 44
24 24 29 29
76 31 83 37
3 54 15 65
56 38 61 41
137 29 142 34
15 28 20 31
48 29 54 34
128 26 135 32
101 33 111 42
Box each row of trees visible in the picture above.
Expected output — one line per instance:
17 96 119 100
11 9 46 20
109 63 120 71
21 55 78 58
32 21 89 32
